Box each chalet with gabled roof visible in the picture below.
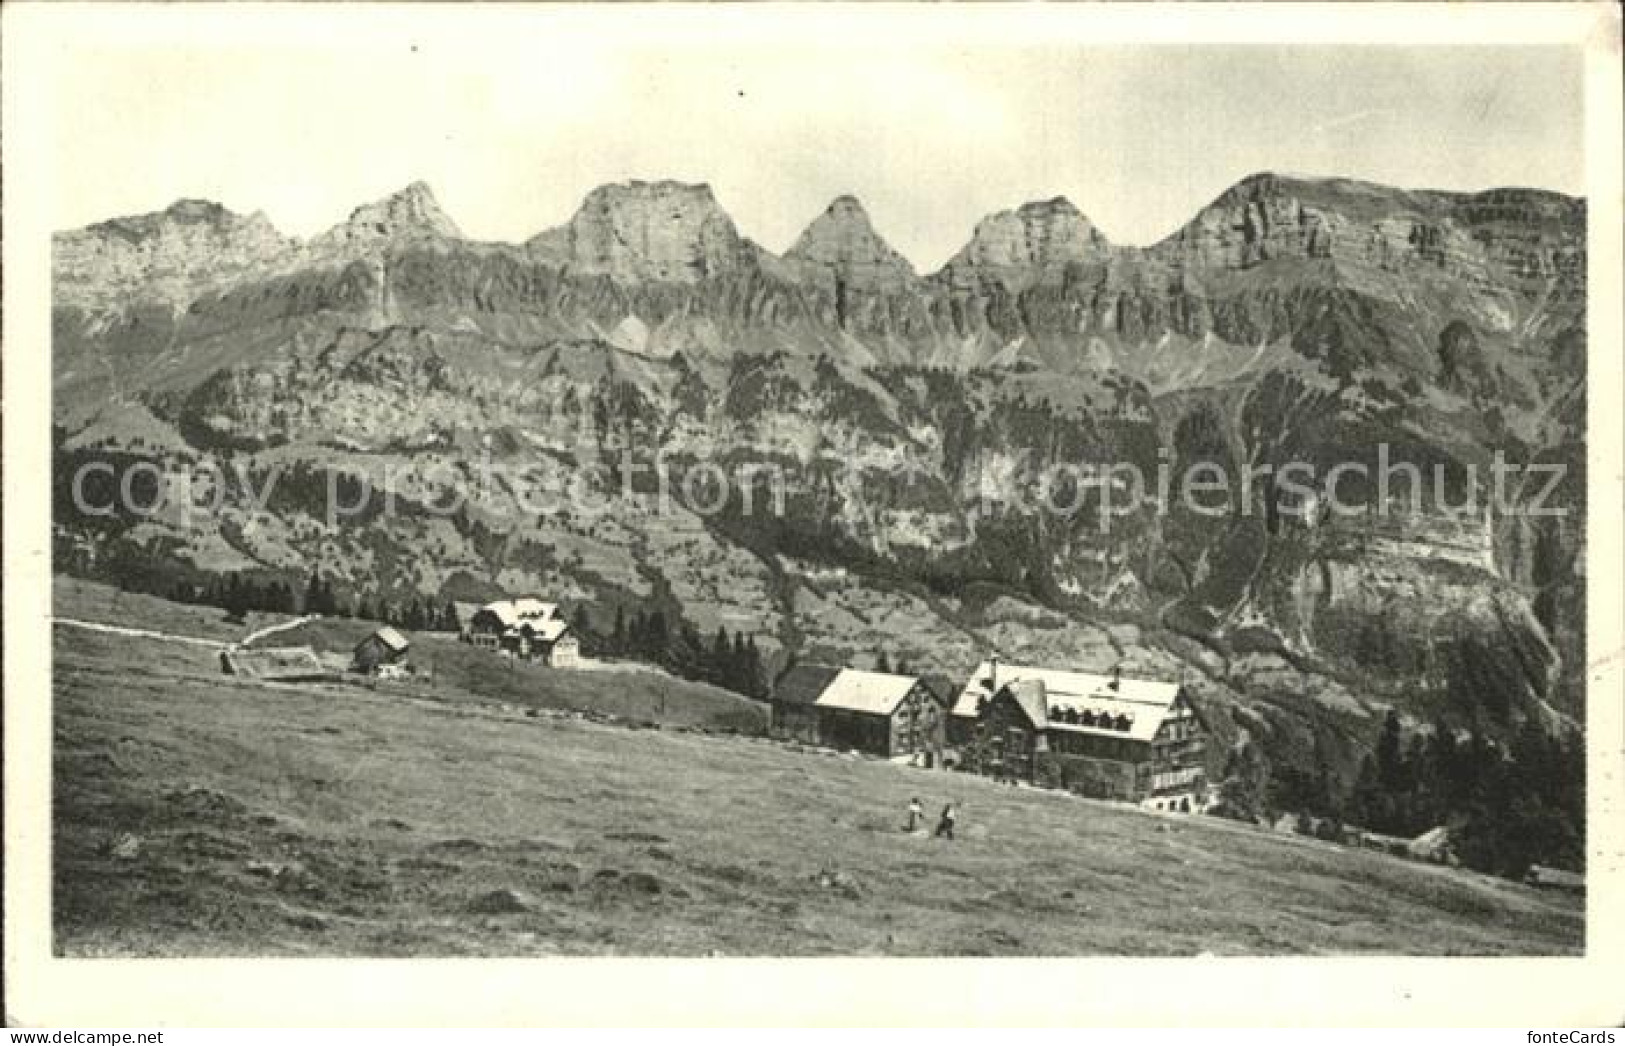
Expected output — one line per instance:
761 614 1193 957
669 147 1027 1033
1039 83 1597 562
353 625 411 675
770 664 843 746
951 660 1209 807
467 597 580 667
771 665 946 759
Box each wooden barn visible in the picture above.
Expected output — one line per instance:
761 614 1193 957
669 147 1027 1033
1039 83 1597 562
352 626 410 675
769 665 842 746
951 660 1209 806
467 598 580 667
770 666 946 760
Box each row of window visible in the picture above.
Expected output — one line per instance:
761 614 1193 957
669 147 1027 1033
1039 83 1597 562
1049 732 1145 760
1048 706 1135 731
1151 766 1204 791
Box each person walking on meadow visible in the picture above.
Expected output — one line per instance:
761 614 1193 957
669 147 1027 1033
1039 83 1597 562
934 802 957 841
905 797 924 832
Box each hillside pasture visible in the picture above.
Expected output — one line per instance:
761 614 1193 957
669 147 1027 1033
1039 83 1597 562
51 595 1582 957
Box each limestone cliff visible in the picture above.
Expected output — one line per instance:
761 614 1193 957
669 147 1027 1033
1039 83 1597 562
783 196 917 291
50 170 1590 794
935 197 1111 293
310 181 464 257
527 180 761 284
53 199 299 309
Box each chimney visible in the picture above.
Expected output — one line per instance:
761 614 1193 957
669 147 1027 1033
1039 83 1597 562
1109 663 1121 691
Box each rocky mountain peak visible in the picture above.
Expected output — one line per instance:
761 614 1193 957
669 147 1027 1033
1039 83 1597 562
1145 170 1582 306
1155 171 1441 272
824 194 869 218
162 199 234 226
1226 169 1287 197
314 181 463 253
935 196 1111 290
579 179 723 210
783 195 916 291
74 198 281 246
53 199 298 309
528 180 752 284
50 166 1590 823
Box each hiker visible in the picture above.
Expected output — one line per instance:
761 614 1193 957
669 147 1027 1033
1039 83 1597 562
905 797 924 832
934 802 957 840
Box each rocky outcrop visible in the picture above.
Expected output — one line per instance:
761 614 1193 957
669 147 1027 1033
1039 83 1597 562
310 181 463 257
53 199 299 308
1442 188 1586 304
52 182 467 312
935 197 1110 292
1152 172 1348 271
783 196 917 292
776 196 928 346
1147 173 1585 312
527 180 760 284
1289 551 1561 726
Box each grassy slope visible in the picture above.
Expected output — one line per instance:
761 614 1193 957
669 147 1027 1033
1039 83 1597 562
53 597 1581 956
54 579 767 735
53 576 290 643
258 616 769 734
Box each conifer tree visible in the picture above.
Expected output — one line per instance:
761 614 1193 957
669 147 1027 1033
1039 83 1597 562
745 634 766 698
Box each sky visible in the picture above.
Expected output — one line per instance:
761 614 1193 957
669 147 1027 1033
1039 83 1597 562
39 8 1586 271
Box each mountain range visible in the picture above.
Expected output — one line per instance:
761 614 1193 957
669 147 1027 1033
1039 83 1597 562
51 172 1588 810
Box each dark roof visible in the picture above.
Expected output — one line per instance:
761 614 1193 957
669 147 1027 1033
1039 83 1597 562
772 664 844 707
